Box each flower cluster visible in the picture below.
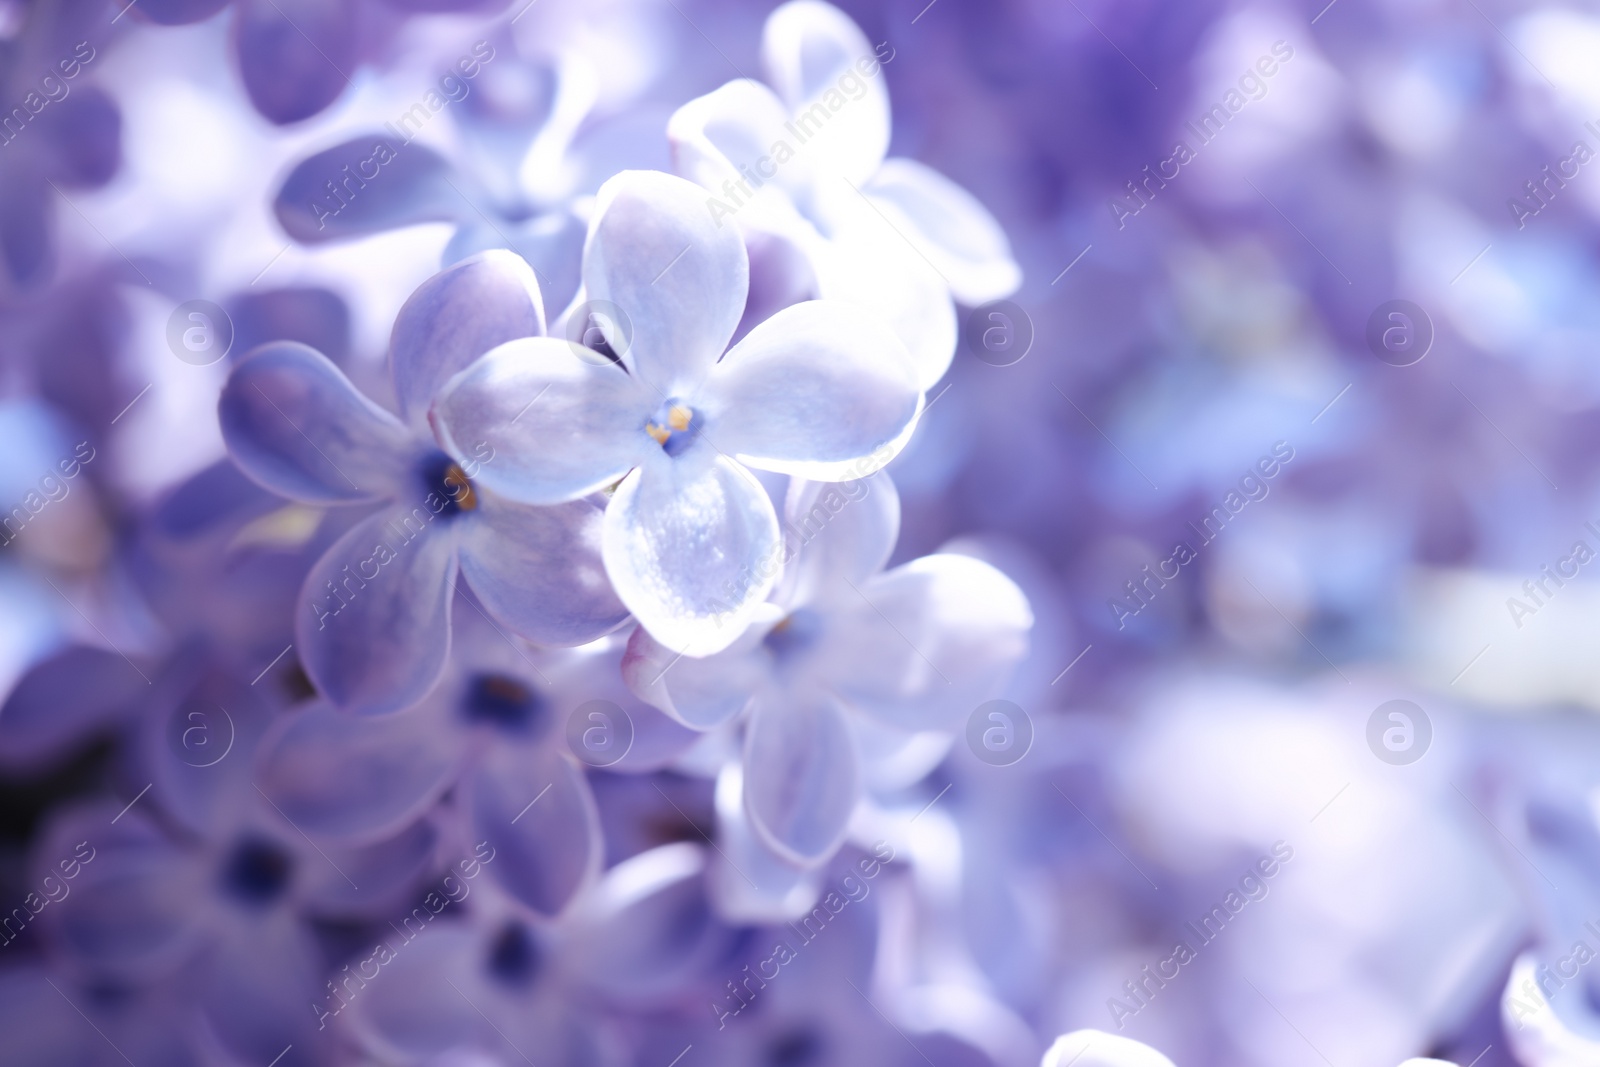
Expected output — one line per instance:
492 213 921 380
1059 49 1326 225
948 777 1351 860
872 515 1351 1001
2 0 1597 1064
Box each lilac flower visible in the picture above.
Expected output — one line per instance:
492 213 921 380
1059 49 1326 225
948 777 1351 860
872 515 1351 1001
218 250 627 715
668 0 1020 388
272 49 669 319
253 606 700 919
36 673 439 1067
430 169 924 655
623 471 1030 865
333 846 742 1065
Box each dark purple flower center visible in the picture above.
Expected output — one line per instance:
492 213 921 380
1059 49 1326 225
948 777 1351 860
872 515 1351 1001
767 1028 824 1067
419 451 478 517
486 920 541 988
764 608 823 663
221 836 294 907
463 672 545 734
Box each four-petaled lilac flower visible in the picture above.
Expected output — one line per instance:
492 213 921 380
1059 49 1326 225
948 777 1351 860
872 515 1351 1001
669 0 1021 388
431 169 925 655
623 471 1031 865
219 250 627 715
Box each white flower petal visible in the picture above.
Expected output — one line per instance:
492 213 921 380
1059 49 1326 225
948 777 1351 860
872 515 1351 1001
778 470 900 608
762 0 892 185
668 79 811 223
743 688 860 864
822 553 1032 732
431 337 653 505
865 158 1022 304
813 204 959 389
702 300 922 480
1041 1031 1177 1067
602 451 782 656
585 170 749 395
621 620 768 729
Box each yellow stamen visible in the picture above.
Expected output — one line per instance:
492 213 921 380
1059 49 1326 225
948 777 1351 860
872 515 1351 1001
667 405 693 432
442 463 479 511
646 423 671 445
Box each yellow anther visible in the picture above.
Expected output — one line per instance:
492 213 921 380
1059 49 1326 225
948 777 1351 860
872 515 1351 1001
442 463 479 511
667 405 693 432
646 423 671 445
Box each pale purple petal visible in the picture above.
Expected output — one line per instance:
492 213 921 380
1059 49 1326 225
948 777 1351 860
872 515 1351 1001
390 250 547 431
709 762 827 922
584 170 749 394
295 506 460 715
779 471 900 609
603 451 782 655
668 79 811 222
701 300 922 480
822 553 1033 732
219 342 412 505
39 808 203 981
761 0 891 185
567 842 738 1006
431 338 653 505
0 645 146 768
472 744 601 918
458 493 629 646
255 700 465 845
343 925 487 1060
275 135 463 242
234 0 357 125
865 159 1022 305
742 689 860 864
814 204 959 390
621 620 767 729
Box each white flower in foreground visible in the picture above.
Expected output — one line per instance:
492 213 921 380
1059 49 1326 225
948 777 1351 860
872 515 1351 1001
431 169 922 655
